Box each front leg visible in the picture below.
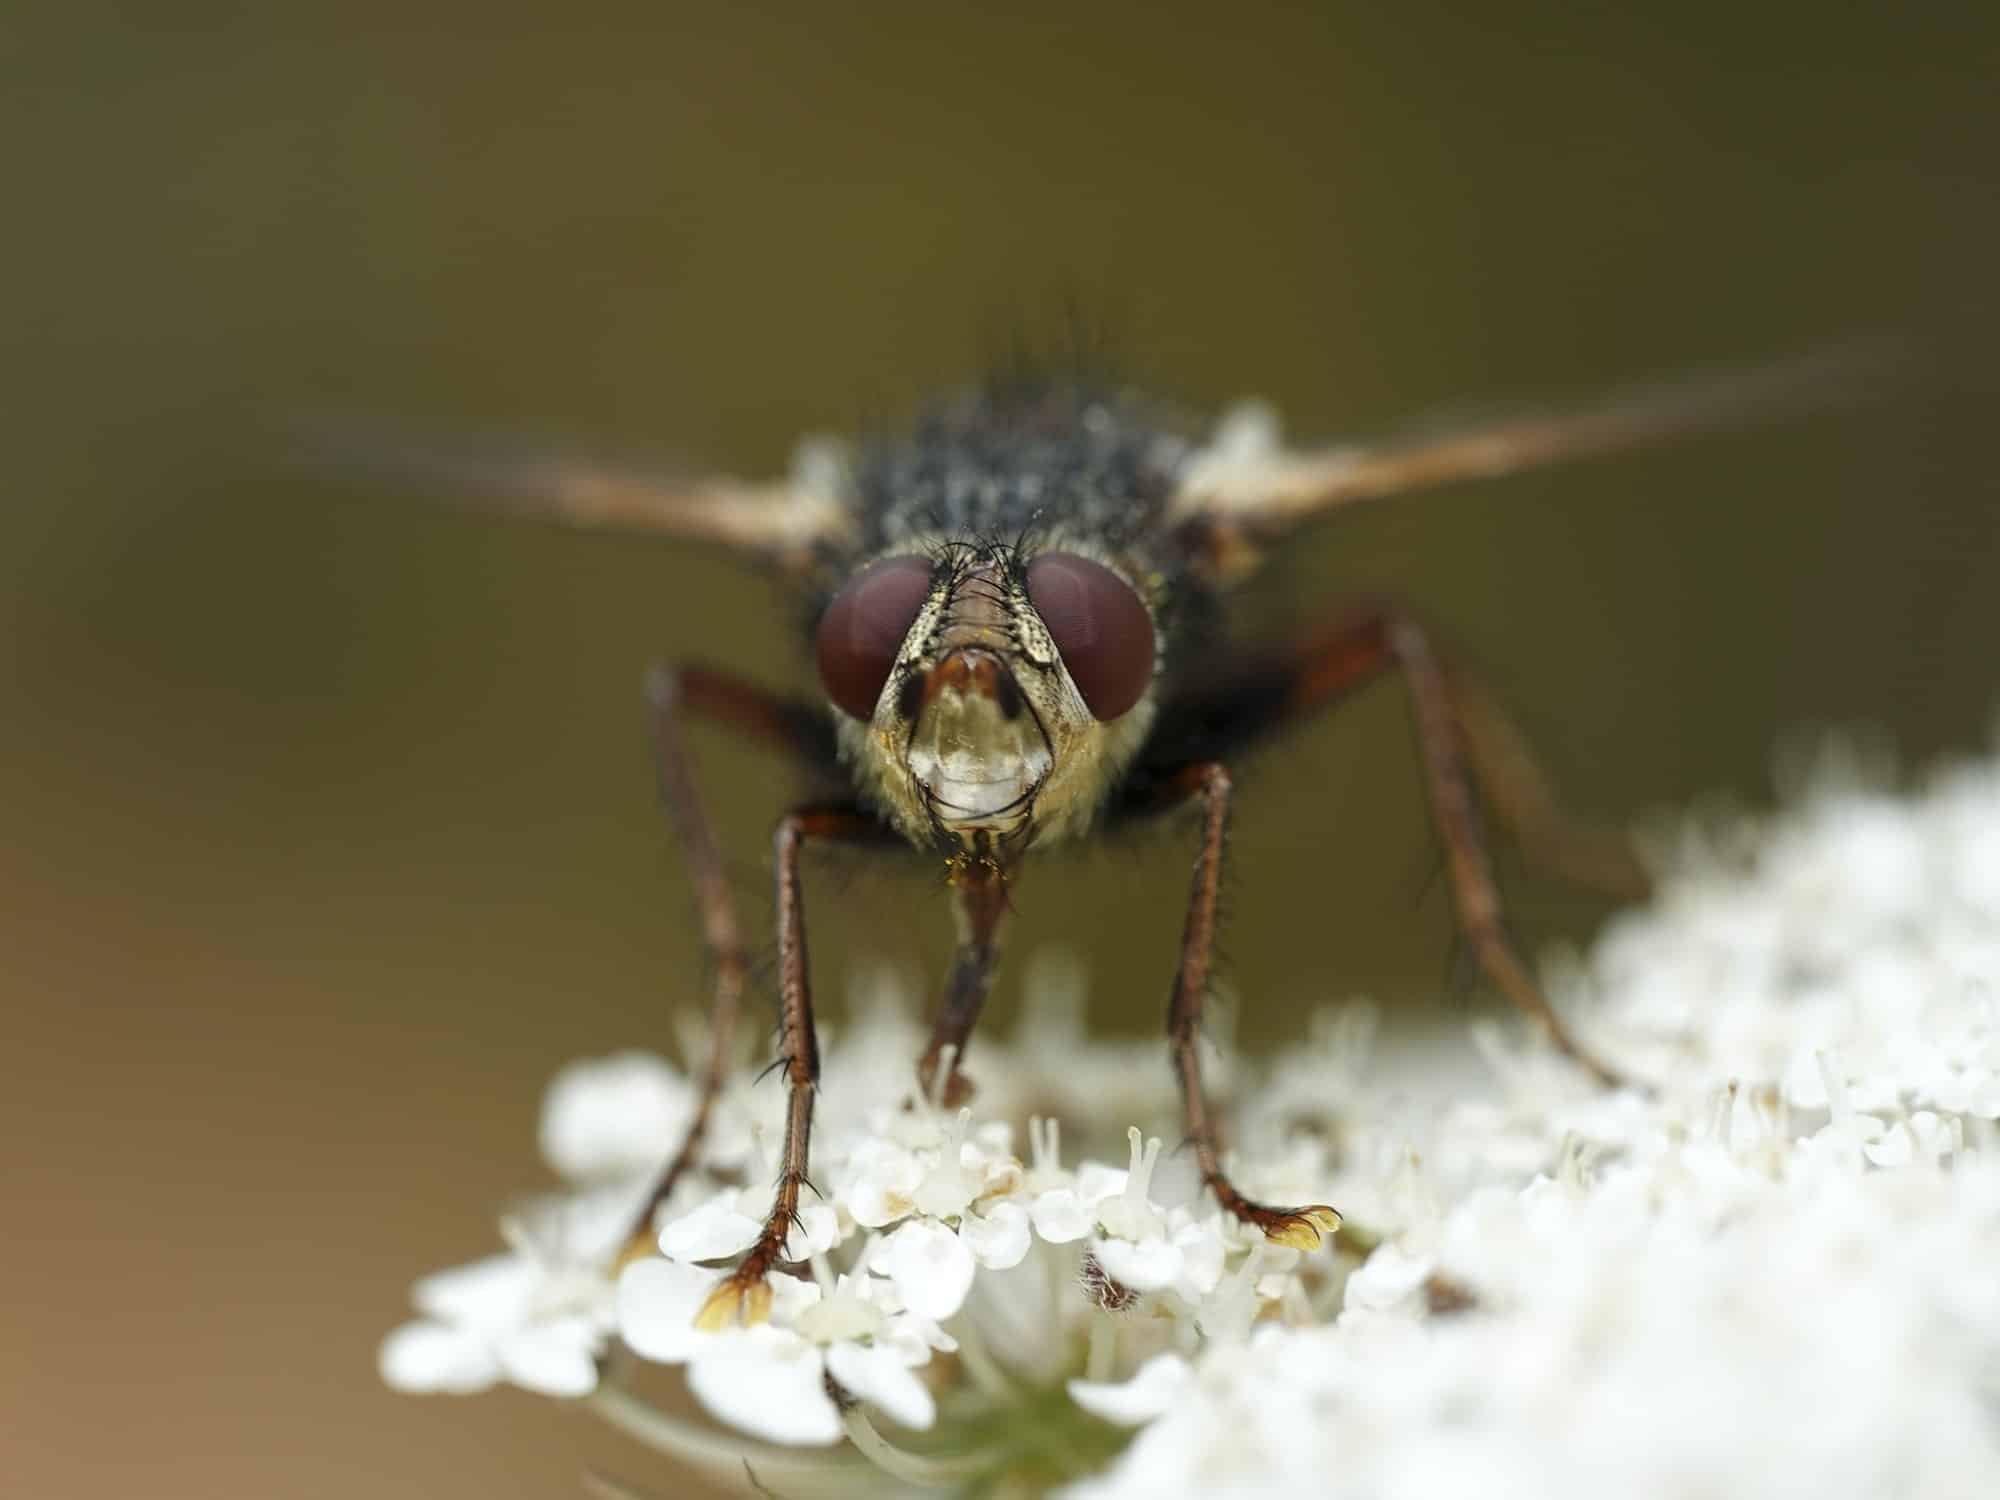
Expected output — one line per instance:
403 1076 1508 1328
697 803 891 1328
617 664 842 1260
1159 761 1342 1250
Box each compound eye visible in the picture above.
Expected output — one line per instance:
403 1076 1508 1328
1024 552 1154 720
815 555 935 720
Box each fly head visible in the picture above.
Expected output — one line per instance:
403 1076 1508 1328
815 534 1162 858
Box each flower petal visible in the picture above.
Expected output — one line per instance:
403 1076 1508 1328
617 1258 721 1363
874 1219 977 1320
688 1328 842 1446
1169 1217 1227 1296
827 1339 937 1431
506 1180 653 1265
845 1145 925 1228
409 1254 536 1330
1091 1234 1182 1293
963 1200 1031 1269
660 1196 763 1260
788 1199 842 1258
497 1318 601 1397
378 1320 500 1394
539 1052 693 1182
1068 1352 1193 1425
1343 1243 1436 1313
1031 1188 1092 1243
1074 1161 1128 1205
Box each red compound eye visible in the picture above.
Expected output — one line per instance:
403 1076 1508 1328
1025 552 1154 720
815 555 934 720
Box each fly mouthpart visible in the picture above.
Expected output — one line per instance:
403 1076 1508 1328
919 648 1025 720
906 648 1051 830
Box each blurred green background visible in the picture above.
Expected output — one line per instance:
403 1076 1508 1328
4 4 1995 1497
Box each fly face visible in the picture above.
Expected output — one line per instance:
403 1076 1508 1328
815 539 1160 855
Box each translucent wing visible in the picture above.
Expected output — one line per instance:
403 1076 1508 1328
297 415 856 572
1170 341 1898 577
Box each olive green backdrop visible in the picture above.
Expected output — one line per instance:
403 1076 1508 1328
5 4 1995 1498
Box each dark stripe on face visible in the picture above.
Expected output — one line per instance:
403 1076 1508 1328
992 665 1025 722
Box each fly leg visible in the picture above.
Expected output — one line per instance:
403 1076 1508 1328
617 665 844 1261
1155 761 1341 1248
697 803 890 1327
1432 661 1651 904
1134 600 1631 1085
1379 615 1626 1084
917 858 1010 1107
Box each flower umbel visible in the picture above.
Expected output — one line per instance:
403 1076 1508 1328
383 740 2000 1496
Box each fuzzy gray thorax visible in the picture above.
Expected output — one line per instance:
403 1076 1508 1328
851 383 1195 560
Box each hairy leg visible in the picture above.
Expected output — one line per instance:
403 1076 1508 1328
917 858 1010 1107
697 803 890 1327
618 664 844 1258
1158 760 1341 1248
1132 600 1629 1084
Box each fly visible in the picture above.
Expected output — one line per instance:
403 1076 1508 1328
325 342 1882 1327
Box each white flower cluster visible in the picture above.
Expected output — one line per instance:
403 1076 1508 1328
382 743 2000 1497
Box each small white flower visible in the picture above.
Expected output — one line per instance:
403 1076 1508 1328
1023 1117 1095 1243
379 1182 639 1398
618 1258 944 1444
841 1108 1031 1319
379 1254 600 1397
1083 1130 1228 1300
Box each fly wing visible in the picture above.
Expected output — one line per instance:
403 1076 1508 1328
298 415 857 573
1169 341 1898 579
